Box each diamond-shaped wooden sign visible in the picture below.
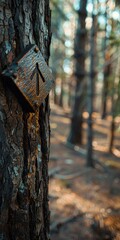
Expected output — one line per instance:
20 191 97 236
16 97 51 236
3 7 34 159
1 45 54 112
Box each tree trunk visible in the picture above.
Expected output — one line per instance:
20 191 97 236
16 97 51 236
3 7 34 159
108 50 120 153
67 0 88 145
53 77 58 105
59 78 64 107
102 0 109 119
108 119 115 153
68 81 72 108
0 1 51 239
86 10 97 167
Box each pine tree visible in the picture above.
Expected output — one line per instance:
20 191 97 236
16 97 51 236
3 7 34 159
68 0 88 145
0 1 51 239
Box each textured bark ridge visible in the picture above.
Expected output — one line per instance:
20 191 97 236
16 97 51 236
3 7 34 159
0 1 51 239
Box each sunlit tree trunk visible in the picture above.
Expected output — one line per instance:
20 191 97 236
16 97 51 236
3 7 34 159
68 0 88 145
0 1 51 239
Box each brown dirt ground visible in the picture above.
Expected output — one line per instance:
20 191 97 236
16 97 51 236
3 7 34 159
49 104 120 240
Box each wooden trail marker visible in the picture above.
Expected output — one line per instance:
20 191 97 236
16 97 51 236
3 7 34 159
1 45 54 112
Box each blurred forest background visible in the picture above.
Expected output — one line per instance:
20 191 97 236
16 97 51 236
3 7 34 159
50 0 120 161
49 0 120 239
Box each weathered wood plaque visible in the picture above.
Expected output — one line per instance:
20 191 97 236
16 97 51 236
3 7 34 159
1 45 54 112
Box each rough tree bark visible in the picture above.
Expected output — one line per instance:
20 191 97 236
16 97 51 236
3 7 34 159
0 1 51 239
68 0 88 145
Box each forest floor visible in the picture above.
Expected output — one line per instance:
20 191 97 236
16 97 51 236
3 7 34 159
49 103 120 240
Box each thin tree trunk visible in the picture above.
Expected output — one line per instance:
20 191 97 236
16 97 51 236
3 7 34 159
68 82 72 108
108 50 120 153
86 6 96 167
108 119 115 153
0 1 51 239
102 0 109 119
68 0 88 145
59 78 64 107
53 77 58 105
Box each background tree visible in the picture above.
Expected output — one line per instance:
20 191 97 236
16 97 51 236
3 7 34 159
68 0 88 145
108 38 120 152
101 0 109 119
50 0 76 108
87 2 97 167
0 0 51 239
67 0 120 157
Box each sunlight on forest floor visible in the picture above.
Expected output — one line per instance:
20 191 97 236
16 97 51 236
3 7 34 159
49 104 120 240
